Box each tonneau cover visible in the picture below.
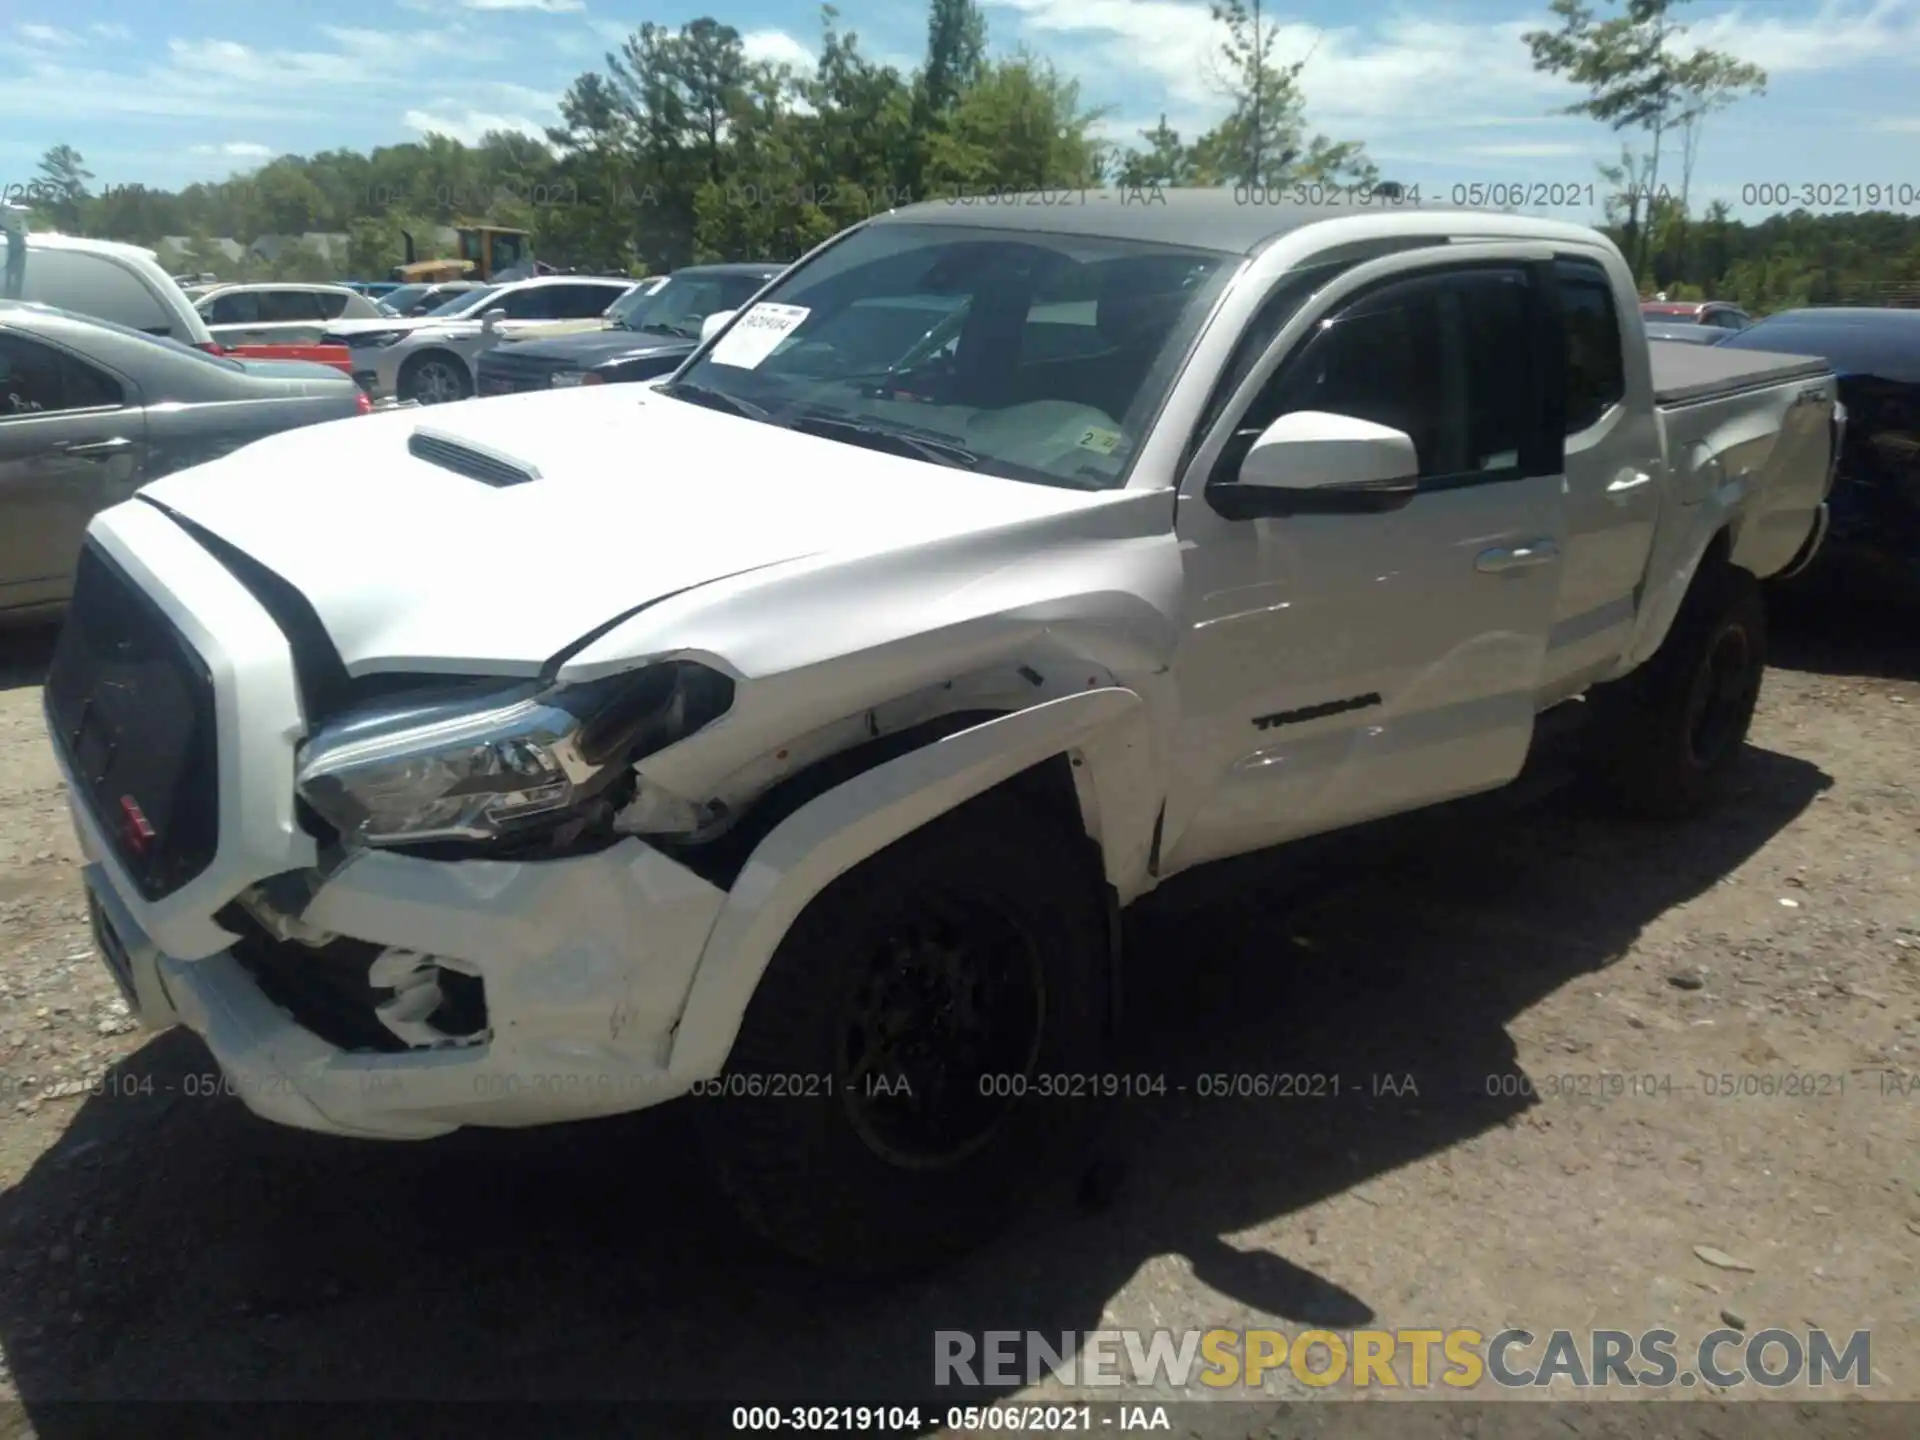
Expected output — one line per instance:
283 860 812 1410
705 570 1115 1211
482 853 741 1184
1650 341 1831 406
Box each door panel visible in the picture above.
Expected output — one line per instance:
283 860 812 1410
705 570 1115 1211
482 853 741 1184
0 331 147 610
1545 257 1663 698
0 411 148 607
1164 251 1571 874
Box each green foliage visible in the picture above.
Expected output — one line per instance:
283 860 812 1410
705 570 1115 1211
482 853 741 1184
1153 0 1376 188
1524 0 1764 274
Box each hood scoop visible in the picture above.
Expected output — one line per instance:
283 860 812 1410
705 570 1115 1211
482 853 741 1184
407 427 541 488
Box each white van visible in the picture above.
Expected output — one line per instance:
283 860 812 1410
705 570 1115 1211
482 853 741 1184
0 212 215 349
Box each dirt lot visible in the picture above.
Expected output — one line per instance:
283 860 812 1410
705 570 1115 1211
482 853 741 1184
0 602 1914 1436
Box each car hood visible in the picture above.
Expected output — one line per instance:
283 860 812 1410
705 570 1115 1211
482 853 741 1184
136 384 1115 676
323 316 470 340
498 328 695 366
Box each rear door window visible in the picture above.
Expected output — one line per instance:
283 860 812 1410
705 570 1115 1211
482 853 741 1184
1557 259 1626 432
258 290 324 323
207 290 260 325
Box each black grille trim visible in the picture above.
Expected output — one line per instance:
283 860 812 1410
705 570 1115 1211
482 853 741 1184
45 544 221 901
139 498 352 724
407 429 539 487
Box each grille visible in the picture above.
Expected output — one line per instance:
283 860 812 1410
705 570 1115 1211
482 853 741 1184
45 545 221 901
475 346 568 396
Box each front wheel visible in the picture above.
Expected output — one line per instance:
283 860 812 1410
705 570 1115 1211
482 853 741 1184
399 351 471 405
696 790 1111 1274
1588 562 1767 818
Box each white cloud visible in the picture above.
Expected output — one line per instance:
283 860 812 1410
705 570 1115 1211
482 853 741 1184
984 2 1567 136
189 141 275 158
1460 142 1588 158
742 29 815 70
0 24 518 126
987 0 1920 152
1871 115 1920 131
17 23 79 46
403 106 548 145
1688 1 1920 75
89 22 133 42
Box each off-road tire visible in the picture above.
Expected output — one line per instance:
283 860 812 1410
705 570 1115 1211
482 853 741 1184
696 789 1111 1275
1589 561 1767 819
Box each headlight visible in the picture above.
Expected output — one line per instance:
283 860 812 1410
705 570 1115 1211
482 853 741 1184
365 331 408 347
551 370 602 387
295 663 733 848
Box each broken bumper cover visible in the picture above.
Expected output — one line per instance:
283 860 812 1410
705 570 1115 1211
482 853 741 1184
75 818 728 1141
56 499 736 1140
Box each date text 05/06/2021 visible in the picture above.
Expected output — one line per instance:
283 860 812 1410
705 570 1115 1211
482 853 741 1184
728 1405 1171 1433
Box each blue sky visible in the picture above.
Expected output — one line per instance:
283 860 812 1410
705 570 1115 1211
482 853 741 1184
2 0 1917 223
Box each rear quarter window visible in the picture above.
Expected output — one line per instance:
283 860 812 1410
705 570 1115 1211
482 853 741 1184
24 247 181 338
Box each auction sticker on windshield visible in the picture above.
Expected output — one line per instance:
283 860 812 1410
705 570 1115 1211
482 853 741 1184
709 303 810 368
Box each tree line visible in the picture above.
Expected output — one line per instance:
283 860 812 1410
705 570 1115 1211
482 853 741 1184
14 0 1920 314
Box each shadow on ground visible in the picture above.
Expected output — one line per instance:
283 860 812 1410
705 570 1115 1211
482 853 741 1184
0 626 57 696
0 745 1830 1432
1767 580 1920 683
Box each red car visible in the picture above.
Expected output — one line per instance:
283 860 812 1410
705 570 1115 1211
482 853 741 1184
1641 299 1755 333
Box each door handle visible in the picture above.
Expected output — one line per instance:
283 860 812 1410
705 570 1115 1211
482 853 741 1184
57 437 135 459
1476 540 1560 573
1607 470 1653 495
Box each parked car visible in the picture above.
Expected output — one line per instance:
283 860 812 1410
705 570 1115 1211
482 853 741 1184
48 193 1835 1274
1641 299 1753 332
1644 320 1727 346
1 222 216 348
476 263 781 395
378 280 487 318
359 274 633 403
1718 306 1919 602
194 283 386 347
0 300 367 621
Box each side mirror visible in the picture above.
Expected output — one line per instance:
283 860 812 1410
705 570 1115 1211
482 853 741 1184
699 309 736 342
1209 410 1420 520
481 307 508 332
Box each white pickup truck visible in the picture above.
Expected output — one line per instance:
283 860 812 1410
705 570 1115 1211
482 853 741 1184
44 193 1837 1274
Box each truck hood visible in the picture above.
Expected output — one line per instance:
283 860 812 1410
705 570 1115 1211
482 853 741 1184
136 385 1113 676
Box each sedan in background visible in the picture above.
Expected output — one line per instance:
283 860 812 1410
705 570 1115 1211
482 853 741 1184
378 280 488 317
195 282 386 346
1719 306 1920 604
475 263 781 396
1645 320 1728 346
1641 298 1754 332
0 300 369 621
366 275 633 404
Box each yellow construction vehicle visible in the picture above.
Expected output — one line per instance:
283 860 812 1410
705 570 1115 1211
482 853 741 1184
393 225 534 284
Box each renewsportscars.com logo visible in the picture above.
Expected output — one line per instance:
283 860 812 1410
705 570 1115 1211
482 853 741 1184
934 1327 1873 1391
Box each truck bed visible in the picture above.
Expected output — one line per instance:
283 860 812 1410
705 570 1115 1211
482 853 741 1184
1650 341 1831 406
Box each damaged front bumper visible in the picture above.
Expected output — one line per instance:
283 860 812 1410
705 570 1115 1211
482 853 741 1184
53 501 731 1140
74 818 728 1139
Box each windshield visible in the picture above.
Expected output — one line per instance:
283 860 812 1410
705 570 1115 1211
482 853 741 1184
380 284 432 315
428 286 497 318
666 226 1232 490
613 272 765 339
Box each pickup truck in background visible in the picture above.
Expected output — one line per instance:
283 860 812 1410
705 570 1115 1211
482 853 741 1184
44 193 1836 1275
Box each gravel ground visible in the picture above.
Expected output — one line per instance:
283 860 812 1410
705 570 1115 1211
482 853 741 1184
0 600 1914 1438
